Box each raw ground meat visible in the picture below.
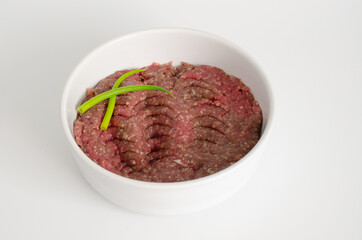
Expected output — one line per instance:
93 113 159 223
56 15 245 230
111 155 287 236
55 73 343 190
73 62 262 182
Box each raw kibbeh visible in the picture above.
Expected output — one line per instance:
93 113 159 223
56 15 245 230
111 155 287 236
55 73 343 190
73 62 262 182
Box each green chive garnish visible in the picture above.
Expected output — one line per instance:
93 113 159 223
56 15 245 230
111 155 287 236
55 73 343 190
101 69 146 130
77 85 174 117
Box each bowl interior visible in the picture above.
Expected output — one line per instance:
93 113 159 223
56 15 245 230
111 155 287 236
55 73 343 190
62 28 272 181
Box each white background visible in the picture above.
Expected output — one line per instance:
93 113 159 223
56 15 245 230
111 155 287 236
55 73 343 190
1 0 361 239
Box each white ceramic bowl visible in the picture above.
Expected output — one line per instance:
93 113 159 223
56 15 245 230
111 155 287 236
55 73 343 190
61 28 274 215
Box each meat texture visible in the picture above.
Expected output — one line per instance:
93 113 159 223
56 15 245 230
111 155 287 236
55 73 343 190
73 62 262 182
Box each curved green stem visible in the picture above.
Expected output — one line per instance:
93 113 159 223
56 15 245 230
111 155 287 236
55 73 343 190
77 85 174 114
101 69 146 130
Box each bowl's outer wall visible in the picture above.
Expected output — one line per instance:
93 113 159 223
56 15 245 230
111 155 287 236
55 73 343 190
62 28 273 215
72 147 264 215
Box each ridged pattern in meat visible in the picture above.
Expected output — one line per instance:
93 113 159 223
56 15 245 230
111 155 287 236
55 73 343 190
73 62 262 182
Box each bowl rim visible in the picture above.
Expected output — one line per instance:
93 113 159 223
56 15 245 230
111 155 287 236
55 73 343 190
60 27 275 189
